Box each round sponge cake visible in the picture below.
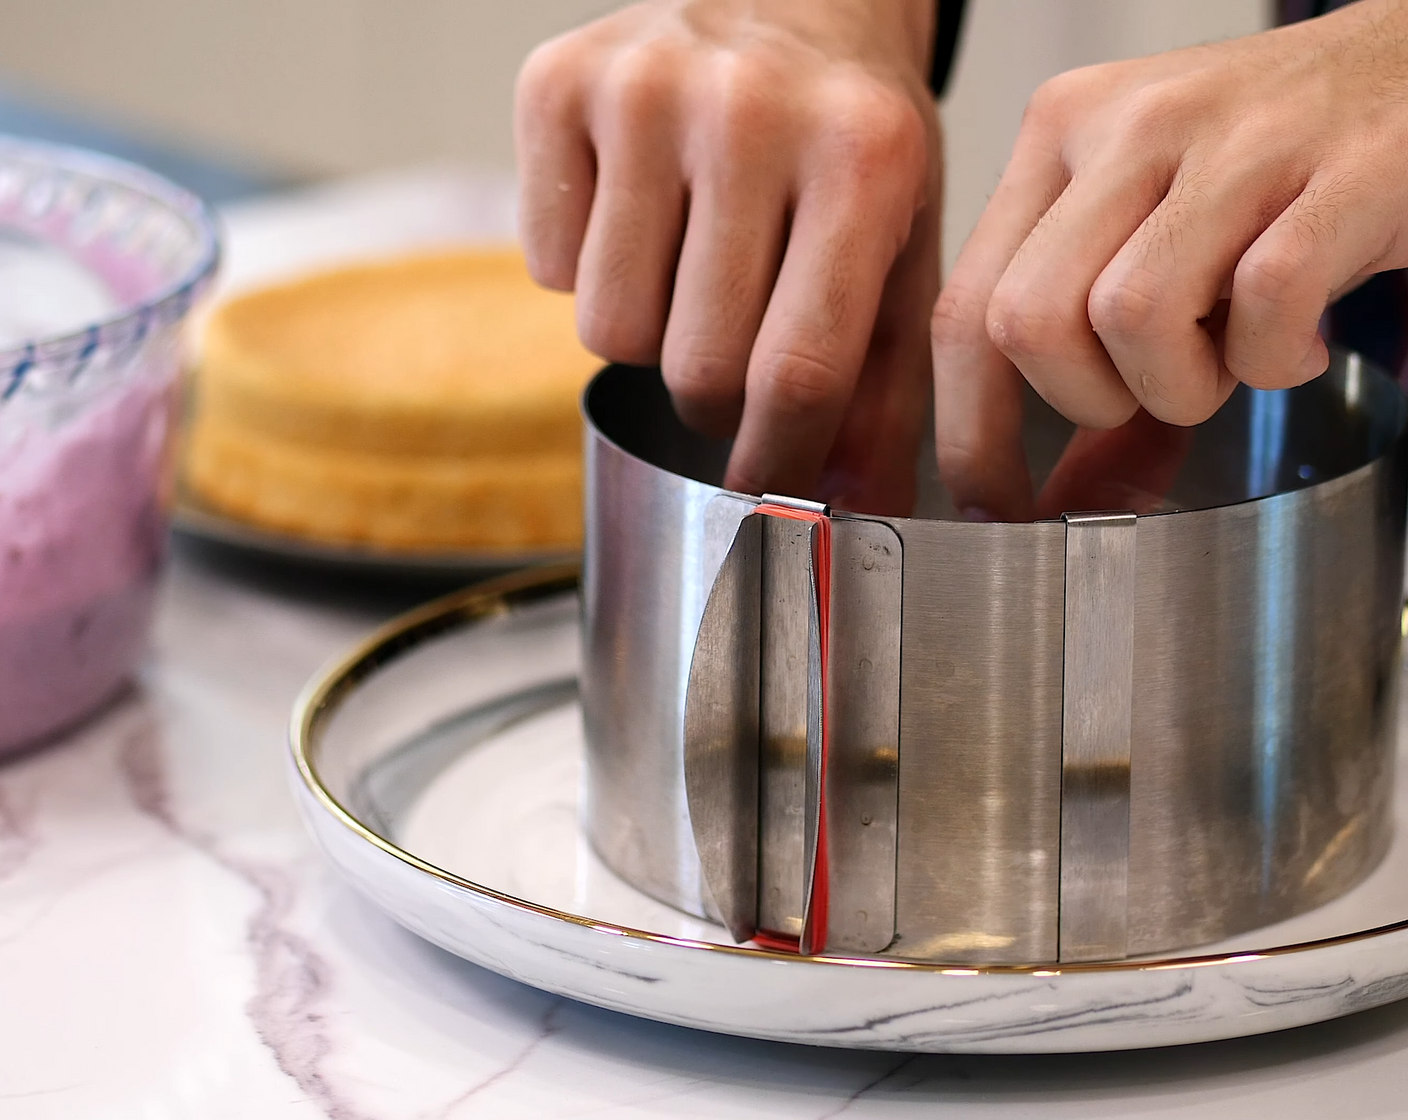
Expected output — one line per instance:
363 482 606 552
182 249 600 553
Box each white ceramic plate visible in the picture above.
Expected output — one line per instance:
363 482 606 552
290 569 1408 1054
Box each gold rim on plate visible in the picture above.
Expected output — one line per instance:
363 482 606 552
289 564 1408 976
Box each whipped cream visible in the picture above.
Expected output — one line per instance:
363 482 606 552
0 233 117 349
0 219 176 753
0 372 173 752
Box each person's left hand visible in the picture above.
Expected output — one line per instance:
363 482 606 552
515 0 942 515
933 0 1408 521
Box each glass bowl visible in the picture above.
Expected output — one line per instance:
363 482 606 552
0 137 219 753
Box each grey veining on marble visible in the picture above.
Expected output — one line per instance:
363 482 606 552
3 548 1408 1116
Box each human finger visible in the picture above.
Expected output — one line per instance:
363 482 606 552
1089 160 1305 424
932 133 1068 521
724 92 927 499
1033 410 1194 519
659 75 791 438
573 50 687 366
515 36 599 292
1226 169 1399 390
986 142 1175 430
820 177 941 516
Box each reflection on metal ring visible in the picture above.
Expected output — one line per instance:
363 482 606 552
580 354 1408 964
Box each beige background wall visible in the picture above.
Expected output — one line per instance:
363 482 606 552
0 0 1269 261
0 0 618 175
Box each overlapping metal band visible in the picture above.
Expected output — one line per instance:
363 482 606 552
581 355 1408 964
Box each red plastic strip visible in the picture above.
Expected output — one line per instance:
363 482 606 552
750 929 802 953
752 502 831 956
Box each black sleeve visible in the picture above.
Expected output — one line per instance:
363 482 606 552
1276 0 1341 20
928 0 968 98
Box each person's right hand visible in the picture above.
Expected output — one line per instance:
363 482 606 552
515 0 941 514
932 0 1408 522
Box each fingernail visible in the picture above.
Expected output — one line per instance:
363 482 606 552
960 506 998 523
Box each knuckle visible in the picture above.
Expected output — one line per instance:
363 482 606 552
1088 269 1164 340
930 283 990 348
757 344 848 418
516 37 582 124
663 347 742 413
521 245 574 293
1234 243 1308 314
985 284 1073 360
1136 373 1215 427
600 45 676 126
1228 227 1327 387
935 428 985 486
1021 65 1109 133
827 83 926 183
1024 71 1083 131
711 54 783 141
576 299 662 366
1225 331 1315 391
1110 81 1188 149
1047 382 1139 431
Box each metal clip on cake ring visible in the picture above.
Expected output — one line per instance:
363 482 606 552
580 353 1408 965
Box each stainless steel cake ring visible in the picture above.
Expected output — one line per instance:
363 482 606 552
581 353 1408 965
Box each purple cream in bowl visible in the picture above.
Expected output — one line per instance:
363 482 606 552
0 138 218 753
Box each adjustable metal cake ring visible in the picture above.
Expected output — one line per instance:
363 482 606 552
291 349 1408 1053
582 354 1408 966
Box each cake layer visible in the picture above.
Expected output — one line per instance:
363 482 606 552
197 250 598 458
185 413 583 552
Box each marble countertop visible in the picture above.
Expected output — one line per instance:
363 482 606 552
5 545 1408 1119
